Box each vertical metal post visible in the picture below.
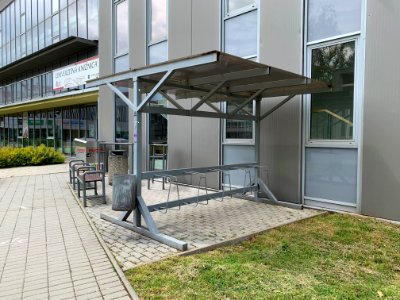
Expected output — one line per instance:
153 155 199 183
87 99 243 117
133 78 142 227
254 99 261 201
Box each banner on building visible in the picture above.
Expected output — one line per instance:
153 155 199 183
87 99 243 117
53 56 99 90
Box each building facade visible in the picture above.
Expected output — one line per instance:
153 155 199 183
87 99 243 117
0 0 99 155
1 0 399 222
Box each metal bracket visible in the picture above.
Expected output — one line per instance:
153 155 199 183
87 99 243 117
137 69 175 111
191 80 227 112
106 83 137 112
260 95 296 120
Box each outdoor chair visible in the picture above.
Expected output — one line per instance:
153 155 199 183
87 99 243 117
69 159 89 190
76 166 106 207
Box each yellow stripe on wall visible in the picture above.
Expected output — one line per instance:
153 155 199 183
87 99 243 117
0 91 99 115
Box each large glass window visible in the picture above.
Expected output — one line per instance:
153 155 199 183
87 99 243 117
68 2 77 36
223 0 257 142
34 111 41 146
62 107 71 154
147 0 167 64
9 115 17 147
47 109 55 148
70 106 79 154
115 97 129 142
40 110 47 145
115 0 128 56
77 0 87 39
307 0 362 42
54 108 62 152
310 41 355 140
0 116 4 146
149 0 167 42
223 0 257 58
4 116 9 146
86 105 97 138
149 113 167 144
28 112 35 146
87 0 99 40
79 106 86 138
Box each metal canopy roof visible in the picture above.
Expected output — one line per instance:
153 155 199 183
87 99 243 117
91 51 330 250
87 51 330 119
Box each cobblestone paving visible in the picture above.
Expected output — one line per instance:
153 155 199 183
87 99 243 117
0 173 133 300
78 175 322 271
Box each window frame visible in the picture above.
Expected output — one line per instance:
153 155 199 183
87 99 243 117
222 101 256 145
113 0 129 59
146 0 168 65
306 0 362 45
222 0 258 145
304 34 362 148
222 0 258 60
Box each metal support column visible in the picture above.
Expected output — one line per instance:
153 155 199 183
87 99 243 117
254 99 261 202
133 79 142 227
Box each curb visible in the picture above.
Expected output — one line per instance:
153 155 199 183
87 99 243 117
67 182 140 300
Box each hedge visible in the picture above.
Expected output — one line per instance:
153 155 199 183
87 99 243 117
0 145 65 168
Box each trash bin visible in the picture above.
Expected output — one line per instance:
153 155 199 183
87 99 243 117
74 138 103 164
108 150 129 185
112 175 137 211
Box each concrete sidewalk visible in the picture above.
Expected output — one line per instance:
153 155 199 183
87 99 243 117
0 172 135 299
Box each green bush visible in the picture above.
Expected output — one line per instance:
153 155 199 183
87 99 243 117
0 145 65 168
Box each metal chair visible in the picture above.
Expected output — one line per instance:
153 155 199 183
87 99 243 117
76 166 106 207
69 159 89 190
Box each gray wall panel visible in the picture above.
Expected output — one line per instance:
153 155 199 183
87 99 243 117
258 0 303 203
190 0 220 188
167 0 220 187
361 0 400 221
130 0 146 69
192 0 221 54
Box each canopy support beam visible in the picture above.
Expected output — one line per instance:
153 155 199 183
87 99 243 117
191 80 227 112
260 95 296 121
138 69 175 111
106 83 137 112
159 91 185 110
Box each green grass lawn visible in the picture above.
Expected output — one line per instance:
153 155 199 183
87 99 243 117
125 213 400 300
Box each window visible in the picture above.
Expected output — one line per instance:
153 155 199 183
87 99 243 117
87 0 99 40
115 97 129 142
225 101 254 141
310 41 355 140
115 0 128 56
77 0 87 38
147 0 167 64
307 0 362 42
223 0 257 142
86 105 97 139
223 0 257 58
226 0 254 13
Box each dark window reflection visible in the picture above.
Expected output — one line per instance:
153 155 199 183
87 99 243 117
310 41 355 140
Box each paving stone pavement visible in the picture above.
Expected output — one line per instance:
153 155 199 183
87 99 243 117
77 175 323 271
0 172 134 300
0 163 69 179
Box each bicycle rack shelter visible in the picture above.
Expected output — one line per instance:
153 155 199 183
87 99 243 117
86 51 330 251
